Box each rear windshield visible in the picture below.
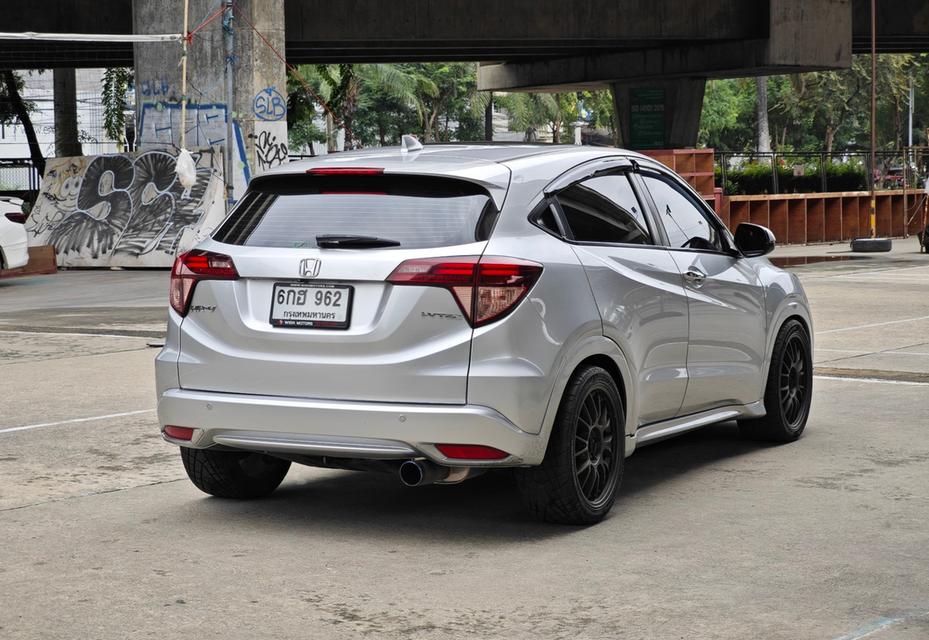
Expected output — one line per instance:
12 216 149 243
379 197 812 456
213 174 497 249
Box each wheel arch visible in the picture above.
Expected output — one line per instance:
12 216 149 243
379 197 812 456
760 301 814 401
529 335 636 465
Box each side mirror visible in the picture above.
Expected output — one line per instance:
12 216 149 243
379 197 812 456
734 223 776 258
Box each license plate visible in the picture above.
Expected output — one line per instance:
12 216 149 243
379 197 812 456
270 283 353 329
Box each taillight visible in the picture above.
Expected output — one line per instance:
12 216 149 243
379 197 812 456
169 250 238 316
4 212 26 224
387 256 542 327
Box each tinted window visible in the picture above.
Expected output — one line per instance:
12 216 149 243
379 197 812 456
582 175 649 231
214 175 494 249
642 173 723 251
534 204 561 235
556 175 650 245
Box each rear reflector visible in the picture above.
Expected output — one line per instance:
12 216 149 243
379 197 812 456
163 425 195 441
435 444 509 460
169 250 239 316
307 167 384 176
387 256 542 327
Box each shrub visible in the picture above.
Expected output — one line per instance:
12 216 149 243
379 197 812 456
720 162 867 195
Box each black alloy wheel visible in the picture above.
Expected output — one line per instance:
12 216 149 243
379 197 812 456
516 365 625 525
739 318 813 442
779 331 809 429
574 387 619 507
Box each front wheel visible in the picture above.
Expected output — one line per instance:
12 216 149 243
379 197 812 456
739 319 813 442
516 366 625 525
180 447 291 499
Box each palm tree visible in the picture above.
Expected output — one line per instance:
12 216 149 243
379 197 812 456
497 92 577 143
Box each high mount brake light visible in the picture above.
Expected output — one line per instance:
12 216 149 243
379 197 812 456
387 256 542 327
169 250 239 316
306 167 384 176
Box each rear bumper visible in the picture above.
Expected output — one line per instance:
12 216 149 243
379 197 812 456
157 388 544 466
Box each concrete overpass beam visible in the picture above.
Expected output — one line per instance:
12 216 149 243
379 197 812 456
478 0 851 91
611 78 706 149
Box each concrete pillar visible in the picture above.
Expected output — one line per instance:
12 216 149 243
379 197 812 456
610 78 706 150
53 68 82 157
132 0 287 198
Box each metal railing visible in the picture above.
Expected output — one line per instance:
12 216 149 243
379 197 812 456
716 150 928 195
0 158 41 195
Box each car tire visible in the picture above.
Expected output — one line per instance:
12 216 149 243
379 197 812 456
850 237 892 252
180 447 291 499
516 366 624 525
739 319 813 442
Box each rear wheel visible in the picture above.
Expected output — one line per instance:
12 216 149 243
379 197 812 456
180 447 291 499
739 319 812 442
516 366 624 525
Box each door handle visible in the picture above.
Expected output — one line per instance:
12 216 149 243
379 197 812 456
683 268 706 287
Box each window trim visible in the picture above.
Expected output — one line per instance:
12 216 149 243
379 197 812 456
637 165 738 256
530 170 663 249
528 199 570 240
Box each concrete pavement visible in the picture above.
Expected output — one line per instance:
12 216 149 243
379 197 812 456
1 251 929 639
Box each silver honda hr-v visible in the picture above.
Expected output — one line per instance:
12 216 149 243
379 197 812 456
156 144 813 524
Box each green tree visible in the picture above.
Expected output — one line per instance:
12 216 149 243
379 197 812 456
497 91 578 143
101 67 133 151
698 78 755 151
700 54 928 153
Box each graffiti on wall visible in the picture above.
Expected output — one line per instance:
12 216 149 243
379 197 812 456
253 86 287 121
139 77 174 99
138 102 251 198
26 149 226 268
254 121 289 173
139 102 227 148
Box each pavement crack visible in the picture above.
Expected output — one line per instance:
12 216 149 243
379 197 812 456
0 478 185 514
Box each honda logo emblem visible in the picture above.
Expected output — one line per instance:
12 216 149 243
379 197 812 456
299 258 321 278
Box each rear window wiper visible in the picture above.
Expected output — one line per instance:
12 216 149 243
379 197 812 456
316 234 402 248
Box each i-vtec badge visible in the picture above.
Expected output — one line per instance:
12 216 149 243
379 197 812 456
299 258 321 278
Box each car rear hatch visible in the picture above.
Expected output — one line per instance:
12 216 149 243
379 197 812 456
174 168 507 404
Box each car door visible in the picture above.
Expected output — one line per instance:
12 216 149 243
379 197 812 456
638 168 767 414
545 169 689 425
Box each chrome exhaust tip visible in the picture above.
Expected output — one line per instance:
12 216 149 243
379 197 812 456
399 460 427 487
399 460 484 487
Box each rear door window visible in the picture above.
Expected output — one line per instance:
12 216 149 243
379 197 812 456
555 175 651 245
214 175 496 249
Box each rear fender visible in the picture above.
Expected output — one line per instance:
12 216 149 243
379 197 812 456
530 335 635 464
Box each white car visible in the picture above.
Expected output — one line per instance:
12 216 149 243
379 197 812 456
0 197 29 270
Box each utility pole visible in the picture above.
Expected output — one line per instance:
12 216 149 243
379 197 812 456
223 0 235 206
869 0 877 239
179 0 189 153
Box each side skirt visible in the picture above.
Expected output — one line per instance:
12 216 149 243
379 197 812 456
624 401 765 457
